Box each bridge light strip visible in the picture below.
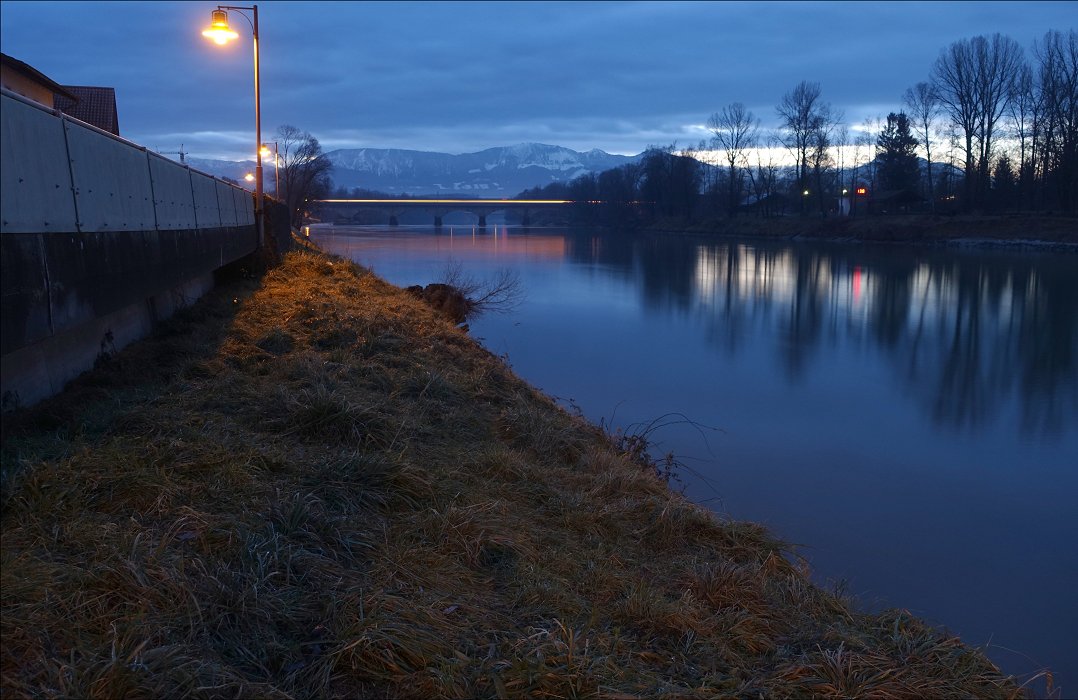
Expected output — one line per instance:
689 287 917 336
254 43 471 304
318 199 574 204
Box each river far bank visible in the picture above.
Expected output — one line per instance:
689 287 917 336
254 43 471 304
647 213 1078 247
1 247 1027 697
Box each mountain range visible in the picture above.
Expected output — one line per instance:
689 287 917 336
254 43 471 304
179 143 642 197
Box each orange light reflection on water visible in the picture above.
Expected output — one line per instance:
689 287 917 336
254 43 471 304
319 199 572 205
319 227 565 261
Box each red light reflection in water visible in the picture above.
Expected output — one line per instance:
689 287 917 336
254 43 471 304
853 266 862 303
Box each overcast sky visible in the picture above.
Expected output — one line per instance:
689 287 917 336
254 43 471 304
1 1 1071 160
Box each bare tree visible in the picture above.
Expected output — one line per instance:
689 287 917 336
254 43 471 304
745 133 781 217
1007 64 1039 210
858 117 881 193
932 33 1024 211
834 124 850 195
777 81 840 215
777 81 823 213
903 81 942 208
277 125 333 228
1034 29 1078 213
809 104 842 215
441 259 523 319
707 103 759 216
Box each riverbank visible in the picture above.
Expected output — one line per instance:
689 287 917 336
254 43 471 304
648 213 1078 247
1 248 1023 697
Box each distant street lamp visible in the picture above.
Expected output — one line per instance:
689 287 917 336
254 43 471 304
244 172 255 183
202 5 266 251
261 141 279 196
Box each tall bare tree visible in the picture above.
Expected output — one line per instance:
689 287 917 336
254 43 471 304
777 81 824 213
858 117 882 192
745 133 781 217
809 104 842 215
932 33 1024 210
1034 29 1078 213
1007 64 1040 210
277 125 333 228
707 103 759 216
777 81 840 215
903 81 942 208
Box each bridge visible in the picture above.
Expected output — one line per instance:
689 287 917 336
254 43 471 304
315 198 572 227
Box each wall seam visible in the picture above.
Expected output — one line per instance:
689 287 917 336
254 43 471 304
60 116 82 234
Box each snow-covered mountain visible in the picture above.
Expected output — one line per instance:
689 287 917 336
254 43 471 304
167 143 640 196
326 143 641 195
178 156 255 183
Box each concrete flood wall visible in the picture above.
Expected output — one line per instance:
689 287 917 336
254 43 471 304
1 89 259 410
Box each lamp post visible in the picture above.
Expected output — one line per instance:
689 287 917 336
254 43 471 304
202 5 266 252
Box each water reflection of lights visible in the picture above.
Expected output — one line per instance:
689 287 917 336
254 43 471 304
693 246 1040 346
693 245 834 310
320 227 565 260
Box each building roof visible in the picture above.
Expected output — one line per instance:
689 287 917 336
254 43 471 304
0 52 77 101
55 86 120 136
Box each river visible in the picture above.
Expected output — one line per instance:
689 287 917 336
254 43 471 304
312 224 1077 692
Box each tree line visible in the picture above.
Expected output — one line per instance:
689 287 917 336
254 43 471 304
522 29 1077 222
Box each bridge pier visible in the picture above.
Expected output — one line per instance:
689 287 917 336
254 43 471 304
521 209 531 227
389 215 399 227
477 214 486 228
434 215 443 228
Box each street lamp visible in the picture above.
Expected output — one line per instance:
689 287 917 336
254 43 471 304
261 141 279 196
202 5 266 251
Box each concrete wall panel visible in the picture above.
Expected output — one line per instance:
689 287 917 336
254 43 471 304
0 94 78 233
148 154 197 230
66 123 156 232
191 171 221 229
239 188 254 223
231 186 255 226
216 180 240 226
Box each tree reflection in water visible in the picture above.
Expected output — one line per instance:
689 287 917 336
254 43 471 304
564 232 1077 436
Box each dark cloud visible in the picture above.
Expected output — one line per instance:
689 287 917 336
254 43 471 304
1 1 1071 158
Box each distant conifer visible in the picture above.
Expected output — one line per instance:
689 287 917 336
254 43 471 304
876 112 921 194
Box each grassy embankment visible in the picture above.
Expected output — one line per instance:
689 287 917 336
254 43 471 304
2 247 1023 698
649 214 1078 245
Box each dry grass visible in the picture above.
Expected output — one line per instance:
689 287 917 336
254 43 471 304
2 248 1023 698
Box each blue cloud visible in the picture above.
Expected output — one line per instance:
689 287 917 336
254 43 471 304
2 1 1071 159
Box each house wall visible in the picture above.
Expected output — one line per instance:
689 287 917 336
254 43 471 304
0 65 55 106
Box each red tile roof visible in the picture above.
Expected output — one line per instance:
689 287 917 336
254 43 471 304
55 86 120 136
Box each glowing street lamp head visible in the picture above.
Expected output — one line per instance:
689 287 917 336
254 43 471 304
202 9 239 45
244 173 255 182
260 144 272 158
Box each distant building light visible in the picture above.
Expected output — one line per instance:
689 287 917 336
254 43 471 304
856 187 867 195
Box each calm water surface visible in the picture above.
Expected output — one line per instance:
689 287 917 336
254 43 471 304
314 224 1077 691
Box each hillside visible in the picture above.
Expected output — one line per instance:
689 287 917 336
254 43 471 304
176 143 641 197
1 248 1020 698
